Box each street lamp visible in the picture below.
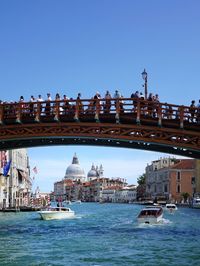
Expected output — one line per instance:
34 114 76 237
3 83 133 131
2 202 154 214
141 69 148 100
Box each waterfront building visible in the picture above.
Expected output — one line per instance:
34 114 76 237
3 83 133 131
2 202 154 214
0 149 31 209
31 186 51 206
145 157 196 203
90 177 126 202
54 153 127 202
101 186 119 202
115 185 137 203
195 160 200 193
82 181 92 201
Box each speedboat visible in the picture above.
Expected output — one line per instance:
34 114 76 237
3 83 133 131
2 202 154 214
165 203 178 213
192 197 200 209
137 206 163 224
38 206 75 220
71 200 81 204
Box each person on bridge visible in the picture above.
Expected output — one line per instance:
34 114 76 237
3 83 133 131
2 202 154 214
113 90 121 109
62 94 70 115
93 92 101 111
104 90 111 113
147 93 153 117
131 90 139 111
113 89 121 99
76 93 84 113
189 100 196 122
45 93 52 116
37 95 44 114
29 95 36 115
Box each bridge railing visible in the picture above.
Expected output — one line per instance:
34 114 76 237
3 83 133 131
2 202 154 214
0 98 199 128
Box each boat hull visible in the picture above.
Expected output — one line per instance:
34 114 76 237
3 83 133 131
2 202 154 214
137 214 163 224
38 208 75 220
38 211 75 220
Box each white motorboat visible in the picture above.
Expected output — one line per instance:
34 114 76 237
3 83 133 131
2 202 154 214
192 197 200 209
165 203 178 213
71 200 81 204
137 206 163 224
38 206 75 220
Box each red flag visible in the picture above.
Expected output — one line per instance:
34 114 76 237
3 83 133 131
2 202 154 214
33 166 38 174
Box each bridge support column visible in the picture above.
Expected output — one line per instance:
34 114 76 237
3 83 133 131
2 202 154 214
16 103 22 123
115 113 120 124
74 100 79 122
157 104 162 127
35 102 41 122
95 99 100 122
54 101 60 122
136 100 141 125
115 99 120 124
179 106 184 129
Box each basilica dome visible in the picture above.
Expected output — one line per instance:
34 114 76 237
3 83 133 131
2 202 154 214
87 164 97 179
64 153 85 181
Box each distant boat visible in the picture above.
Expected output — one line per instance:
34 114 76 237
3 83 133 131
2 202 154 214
137 206 163 224
63 200 72 205
165 203 178 213
141 200 154 206
38 206 75 220
72 200 81 204
192 197 200 209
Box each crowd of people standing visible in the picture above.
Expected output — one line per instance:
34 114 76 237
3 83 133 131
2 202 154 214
1 90 200 123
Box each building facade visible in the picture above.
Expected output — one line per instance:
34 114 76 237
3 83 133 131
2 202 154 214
53 153 128 202
145 157 196 203
0 149 31 209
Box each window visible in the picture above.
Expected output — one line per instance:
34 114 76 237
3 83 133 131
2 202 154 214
164 184 168 193
177 171 181 182
191 176 195 185
177 184 181 193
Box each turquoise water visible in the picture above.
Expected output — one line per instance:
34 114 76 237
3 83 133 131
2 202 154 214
0 203 200 266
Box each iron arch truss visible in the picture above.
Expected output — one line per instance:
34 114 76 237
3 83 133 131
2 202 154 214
0 98 200 158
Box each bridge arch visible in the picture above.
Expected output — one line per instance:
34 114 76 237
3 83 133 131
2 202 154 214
0 98 200 158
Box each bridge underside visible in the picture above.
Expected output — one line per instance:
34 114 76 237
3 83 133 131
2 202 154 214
0 122 200 159
0 136 199 159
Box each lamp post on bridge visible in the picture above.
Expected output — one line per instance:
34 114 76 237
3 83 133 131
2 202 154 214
142 69 148 100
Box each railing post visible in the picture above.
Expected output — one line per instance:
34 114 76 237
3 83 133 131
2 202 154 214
157 103 162 127
180 105 184 129
74 100 79 121
16 103 22 123
35 102 41 122
54 101 60 121
95 99 100 122
136 100 141 125
115 99 120 123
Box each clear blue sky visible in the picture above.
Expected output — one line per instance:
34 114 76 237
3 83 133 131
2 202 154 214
0 0 199 191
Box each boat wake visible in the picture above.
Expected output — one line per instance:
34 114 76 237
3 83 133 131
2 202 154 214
136 218 172 227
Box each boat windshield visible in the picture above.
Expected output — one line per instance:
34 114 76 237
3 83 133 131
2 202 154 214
166 205 176 209
48 207 70 211
139 209 159 216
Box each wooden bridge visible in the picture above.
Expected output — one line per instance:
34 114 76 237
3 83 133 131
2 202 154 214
0 97 200 158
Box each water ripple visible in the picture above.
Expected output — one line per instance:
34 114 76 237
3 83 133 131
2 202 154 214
0 203 200 265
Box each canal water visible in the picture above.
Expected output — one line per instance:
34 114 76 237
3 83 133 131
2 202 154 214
0 203 200 266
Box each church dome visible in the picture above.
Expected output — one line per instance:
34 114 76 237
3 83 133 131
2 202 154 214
87 164 97 178
64 153 85 181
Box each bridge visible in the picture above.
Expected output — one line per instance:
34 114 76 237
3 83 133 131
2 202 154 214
0 97 200 158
